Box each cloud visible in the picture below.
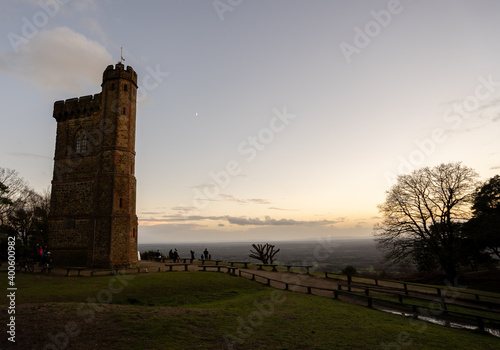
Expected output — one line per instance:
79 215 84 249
139 215 226 223
441 96 500 134
82 17 108 44
1 27 112 96
18 0 99 14
171 206 197 213
220 194 246 203
71 0 99 12
226 216 338 226
268 206 299 211
182 215 226 221
219 194 271 205
8 152 51 160
247 198 271 204
139 213 339 227
491 165 500 170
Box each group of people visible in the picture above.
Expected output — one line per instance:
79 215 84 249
154 248 183 262
153 248 211 262
201 248 211 260
169 249 180 262
33 243 52 267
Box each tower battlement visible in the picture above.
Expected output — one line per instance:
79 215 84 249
102 62 138 87
53 93 102 122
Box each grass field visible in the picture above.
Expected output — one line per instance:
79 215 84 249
1 271 499 349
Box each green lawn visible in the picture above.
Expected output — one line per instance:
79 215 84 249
2 272 499 350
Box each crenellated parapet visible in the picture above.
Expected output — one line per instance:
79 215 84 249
53 93 102 122
102 62 138 87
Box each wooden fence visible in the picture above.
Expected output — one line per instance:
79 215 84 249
239 270 500 333
324 272 500 306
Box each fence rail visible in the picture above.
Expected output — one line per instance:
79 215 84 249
239 270 500 332
324 272 500 305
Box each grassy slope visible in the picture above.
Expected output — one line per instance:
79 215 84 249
2 272 499 350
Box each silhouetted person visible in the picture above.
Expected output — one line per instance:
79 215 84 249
34 243 41 263
173 249 180 263
41 251 52 268
203 248 209 260
190 250 195 260
169 249 174 260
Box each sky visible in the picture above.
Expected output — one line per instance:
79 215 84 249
0 0 499 244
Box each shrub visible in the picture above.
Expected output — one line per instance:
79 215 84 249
342 265 357 276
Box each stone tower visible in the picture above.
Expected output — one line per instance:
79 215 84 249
48 63 138 268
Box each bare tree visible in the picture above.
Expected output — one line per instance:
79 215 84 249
6 189 49 246
249 243 280 264
0 181 13 207
0 167 51 247
374 163 479 285
0 168 29 218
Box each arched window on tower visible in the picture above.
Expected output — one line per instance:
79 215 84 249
76 132 88 154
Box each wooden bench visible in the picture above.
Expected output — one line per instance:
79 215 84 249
198 265 236 274
284 265 313 274
90 267 141 277
228 261 250 268
164 263 189 271
180 258 194 264
64 267 86 277
227 266 238 275
256 264 278 272
199 259 223 265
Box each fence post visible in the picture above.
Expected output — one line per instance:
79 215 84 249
365 288 369 296
440 295 447 311
375 279 378 286
251 273 255 281
334 290 338 299
338 284 342 291
307 287 312 294
436 288 441 297
266 278 271 286
285 283 289 291
367 297 373 308
476 317 485 331
403 283 408 295
398 294 403 303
